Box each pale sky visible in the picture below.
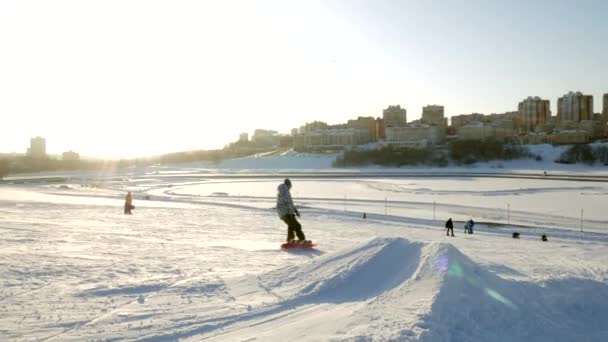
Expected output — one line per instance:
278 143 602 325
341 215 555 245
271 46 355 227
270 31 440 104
1 0 607 158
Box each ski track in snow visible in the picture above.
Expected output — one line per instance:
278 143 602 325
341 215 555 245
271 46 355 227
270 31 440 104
1 169 608 341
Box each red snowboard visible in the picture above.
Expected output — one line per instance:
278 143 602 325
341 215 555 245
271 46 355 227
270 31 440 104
281 241 317 249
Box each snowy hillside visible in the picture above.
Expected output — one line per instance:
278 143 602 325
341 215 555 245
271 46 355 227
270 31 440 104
1 169 607 341
185 144 608 175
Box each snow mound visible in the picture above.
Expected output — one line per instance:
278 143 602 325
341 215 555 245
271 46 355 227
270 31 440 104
141 238 608 341
258 237 422 303
404 243 608 341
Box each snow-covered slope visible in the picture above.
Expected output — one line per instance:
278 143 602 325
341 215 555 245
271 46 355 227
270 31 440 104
182 144 608 175
195 151 338 171
1 171 607 341
136 238 608 341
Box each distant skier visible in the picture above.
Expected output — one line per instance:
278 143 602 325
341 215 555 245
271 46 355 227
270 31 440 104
464 218 474 234
277 179 309 244
445 218 454 237
124 191 134 214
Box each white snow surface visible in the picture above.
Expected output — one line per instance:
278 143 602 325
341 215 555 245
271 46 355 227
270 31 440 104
1 166 608 341
181 144 608 175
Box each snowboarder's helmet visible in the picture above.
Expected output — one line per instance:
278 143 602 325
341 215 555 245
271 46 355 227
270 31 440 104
284 178 292 188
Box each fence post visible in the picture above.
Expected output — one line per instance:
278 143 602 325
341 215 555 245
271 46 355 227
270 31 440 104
385 197 387 216
580 208 584 232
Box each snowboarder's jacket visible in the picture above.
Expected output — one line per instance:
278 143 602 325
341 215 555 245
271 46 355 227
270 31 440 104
125 192 133 206
276 183 295 218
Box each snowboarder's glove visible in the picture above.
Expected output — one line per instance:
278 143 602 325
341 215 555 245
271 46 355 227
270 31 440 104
294 209 300 217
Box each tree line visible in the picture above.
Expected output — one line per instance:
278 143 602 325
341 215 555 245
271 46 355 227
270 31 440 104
0 138 280 179
335 140 533 167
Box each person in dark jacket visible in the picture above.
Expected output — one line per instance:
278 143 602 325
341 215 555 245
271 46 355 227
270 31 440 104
445 218 454 237
464 218 474 234
276 179 309 243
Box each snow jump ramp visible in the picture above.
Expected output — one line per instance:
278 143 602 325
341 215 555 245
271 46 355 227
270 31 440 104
142 238 608 341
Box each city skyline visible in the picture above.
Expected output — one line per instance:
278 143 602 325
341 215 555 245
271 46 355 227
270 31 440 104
3 90 606 159
1 0 607 158
11 88 606 160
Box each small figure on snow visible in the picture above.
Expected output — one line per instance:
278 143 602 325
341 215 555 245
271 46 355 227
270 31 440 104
464 218 474 234
445 218 454 237
541 234 548 242
277 179 309 244
124 191 135 214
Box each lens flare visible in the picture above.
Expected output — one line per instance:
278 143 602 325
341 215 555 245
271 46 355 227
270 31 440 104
435 255 449 273
435 253 517 310
447 262 463 278
485 288 517 309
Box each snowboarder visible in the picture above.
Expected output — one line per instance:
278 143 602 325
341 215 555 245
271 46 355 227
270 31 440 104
464 218 474 234
277 179 309 244
445 218 454 237
124 191 134 214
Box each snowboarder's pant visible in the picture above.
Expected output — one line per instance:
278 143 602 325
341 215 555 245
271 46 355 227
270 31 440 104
446 227 454 236
281 214 305 241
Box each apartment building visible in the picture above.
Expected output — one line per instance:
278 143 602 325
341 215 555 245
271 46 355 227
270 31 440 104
382 105 407 127
557 91 593 122
518 96 551 131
